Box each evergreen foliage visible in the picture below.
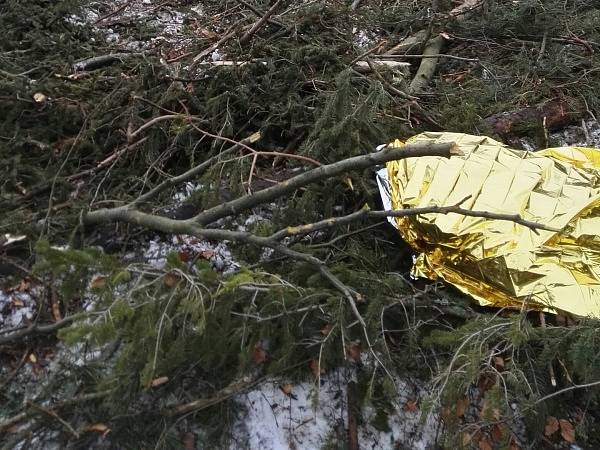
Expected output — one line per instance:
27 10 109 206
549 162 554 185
2 0 600 449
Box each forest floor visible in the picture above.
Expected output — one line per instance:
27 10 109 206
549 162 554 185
2 1 600 449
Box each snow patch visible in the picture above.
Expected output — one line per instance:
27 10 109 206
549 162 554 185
144 235 239 274
230 371 439 450
0 286 40 331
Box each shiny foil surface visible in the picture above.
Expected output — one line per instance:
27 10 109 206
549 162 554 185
384 132 600 316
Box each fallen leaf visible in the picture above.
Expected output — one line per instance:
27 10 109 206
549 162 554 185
544 416 559 436
490 424 504 442
478 438 493 450
344 177 354 191
320 324 333 336
280 383 293 395
201 250 216 260
150 376 169 387
309 359 324 378
199 29 218 40
253 343 267 366
88 423 110 437
346 343 361 363
559 419 575 443
51 300 62 322
404 399 418 412
91 276 107 290
163 271 180 288
509 441 522 450
178 250 192 262
12 298 24 307
28 353 37 364
456 397 468 418
182 432 195 450
17 279 30 291
493 355 505 370
478 372 496 392
462 432 472 446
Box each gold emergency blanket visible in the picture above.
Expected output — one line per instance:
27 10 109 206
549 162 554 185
385 132 600 317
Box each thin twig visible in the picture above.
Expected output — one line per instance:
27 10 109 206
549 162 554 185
192 20 246 63
239 0 284 45
350 42 386 65
187 122 321 167
365 58 417 100
0 390 111 433
235 0 285 27
0 314 84 345
130 132 261 206
534 379 600 405
376 53 479 62
271 199 559 241
26 401 80 438
93 1 132 26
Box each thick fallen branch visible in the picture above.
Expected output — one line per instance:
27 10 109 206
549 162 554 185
483 98 582 146
385 30 429 55
83 142 459 340
408 35 446 94
73 53 141 71
86 142 459 227
354 59 411 73
190 142 460 225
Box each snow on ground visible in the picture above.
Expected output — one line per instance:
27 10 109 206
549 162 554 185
68 0 195 55
0 282 39 331
230 370 439 450
144 234 240 274
550 119 600 148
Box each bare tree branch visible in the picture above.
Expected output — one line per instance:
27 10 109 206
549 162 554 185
0 313 85 346
190 142 460 225
239 0 284 45
272 200 559 240
235 0 285 27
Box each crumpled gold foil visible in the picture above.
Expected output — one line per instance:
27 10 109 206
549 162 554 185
383 132 600 317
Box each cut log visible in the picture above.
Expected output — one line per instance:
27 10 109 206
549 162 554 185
482 98 582 146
